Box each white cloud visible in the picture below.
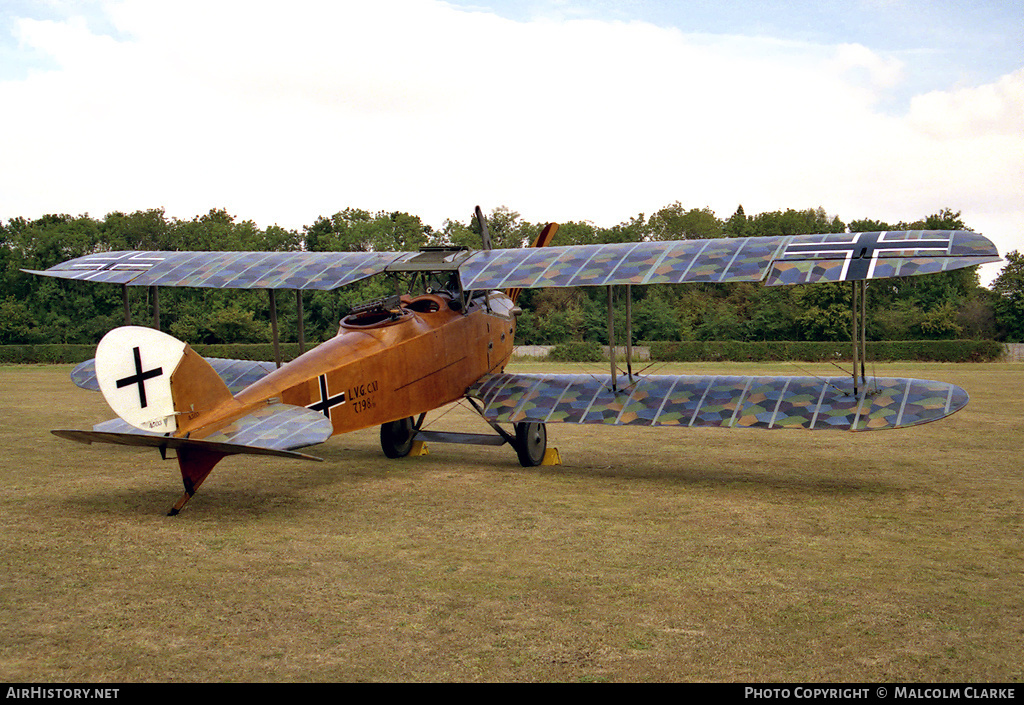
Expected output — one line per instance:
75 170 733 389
1 0 1020 282
907 68 1024 138
831 42 905 93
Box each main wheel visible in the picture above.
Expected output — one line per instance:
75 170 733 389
514 422 547 467
380 417 416 458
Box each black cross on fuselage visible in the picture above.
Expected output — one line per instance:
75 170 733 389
115 346 163 409
307 374 346 419
784 232 950 281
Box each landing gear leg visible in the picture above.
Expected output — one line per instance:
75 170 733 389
380 416 417 458
514 422 547 467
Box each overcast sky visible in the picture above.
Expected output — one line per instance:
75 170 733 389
1 0 1020 283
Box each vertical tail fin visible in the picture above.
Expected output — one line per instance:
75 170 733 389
94 326 237 435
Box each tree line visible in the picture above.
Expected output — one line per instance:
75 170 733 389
2 204 1022 346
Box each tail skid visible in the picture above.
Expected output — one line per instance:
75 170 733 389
170 446 226 516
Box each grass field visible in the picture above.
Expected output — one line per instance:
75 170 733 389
1 361 1021 682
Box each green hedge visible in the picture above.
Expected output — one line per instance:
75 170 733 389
0 345 96 364
0 339 1005 364
191 343 303 362
547 341 604 362
647 340 1005 363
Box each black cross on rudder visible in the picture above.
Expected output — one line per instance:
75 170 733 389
115 346 164 409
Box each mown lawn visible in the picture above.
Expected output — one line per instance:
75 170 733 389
1 362 1021 682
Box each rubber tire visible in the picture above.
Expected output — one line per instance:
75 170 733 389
380 417 416 458
514 422 547 467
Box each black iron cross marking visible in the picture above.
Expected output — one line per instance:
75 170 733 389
115 346 163 409
784 232 950 280
307 374 346 419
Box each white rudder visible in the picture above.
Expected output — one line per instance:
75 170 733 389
95 326 187 433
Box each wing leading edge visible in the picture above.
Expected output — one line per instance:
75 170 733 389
468 372 968 431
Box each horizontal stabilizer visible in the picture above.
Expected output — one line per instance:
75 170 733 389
53 402 334 460
468 373 969 431
71 356 276 394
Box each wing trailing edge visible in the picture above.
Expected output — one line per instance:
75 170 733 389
468 372 968 432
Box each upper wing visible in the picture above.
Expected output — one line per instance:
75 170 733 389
25 230 998 292
468 372 968 431
25 250 411 290
457 230 999 290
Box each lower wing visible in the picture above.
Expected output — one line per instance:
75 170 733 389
468 372 968 431
71 356 276 394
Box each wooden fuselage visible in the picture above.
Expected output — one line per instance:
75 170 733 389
225 291 516 436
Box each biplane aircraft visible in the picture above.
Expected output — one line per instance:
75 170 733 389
28 207 1001 514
